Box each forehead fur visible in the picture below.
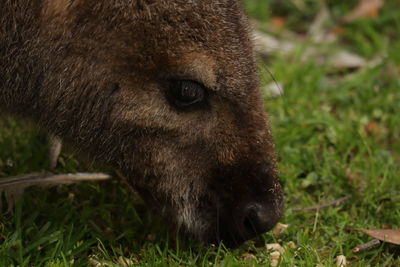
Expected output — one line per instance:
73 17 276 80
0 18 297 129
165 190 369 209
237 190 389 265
42 0 78 18
162 53 217 90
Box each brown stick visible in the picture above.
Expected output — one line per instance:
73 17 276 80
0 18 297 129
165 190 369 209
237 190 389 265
0 172 111 187
292 195 351 212
353 239 381 253
0 172 111 213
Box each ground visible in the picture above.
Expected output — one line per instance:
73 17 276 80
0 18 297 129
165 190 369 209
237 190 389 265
0 0 399 266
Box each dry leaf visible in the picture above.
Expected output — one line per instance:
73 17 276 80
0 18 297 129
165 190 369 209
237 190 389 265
364 121 380 135
270 16 286 29
343 0 385 22
332 26 345 36
350 228 400 245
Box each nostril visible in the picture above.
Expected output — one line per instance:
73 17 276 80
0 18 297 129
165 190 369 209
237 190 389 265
243 203 272 235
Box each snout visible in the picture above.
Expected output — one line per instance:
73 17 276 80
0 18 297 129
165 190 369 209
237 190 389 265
219 195 283 248
242 202 277 239
211 161 283 247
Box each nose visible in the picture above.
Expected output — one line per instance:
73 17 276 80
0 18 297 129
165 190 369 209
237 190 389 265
238 162 281 239
242 202 275 236
216 161 283 247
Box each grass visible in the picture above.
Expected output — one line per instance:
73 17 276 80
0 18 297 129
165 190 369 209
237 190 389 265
1 1 400 266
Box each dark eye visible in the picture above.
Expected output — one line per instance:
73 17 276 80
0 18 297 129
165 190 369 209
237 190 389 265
166 80 206 110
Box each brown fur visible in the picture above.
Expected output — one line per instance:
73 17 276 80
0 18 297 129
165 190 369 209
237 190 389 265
0 0 283 247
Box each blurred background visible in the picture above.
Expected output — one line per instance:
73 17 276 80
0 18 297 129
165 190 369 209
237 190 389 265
240 1 400 265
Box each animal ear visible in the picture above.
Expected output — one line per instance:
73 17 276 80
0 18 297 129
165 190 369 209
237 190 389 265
42 0 77 19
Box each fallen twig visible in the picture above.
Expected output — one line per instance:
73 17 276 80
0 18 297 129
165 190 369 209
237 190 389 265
0 172 110 188
0 172 111 213
353 239 381 253
293 195 351 212
342 0 385 23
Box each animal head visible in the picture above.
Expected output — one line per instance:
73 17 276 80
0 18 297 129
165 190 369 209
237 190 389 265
37 0 284 247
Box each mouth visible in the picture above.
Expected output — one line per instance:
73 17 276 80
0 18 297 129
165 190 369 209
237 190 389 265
194 179 284 248
212 199 284 248
197 162 284 247
124 160 284 247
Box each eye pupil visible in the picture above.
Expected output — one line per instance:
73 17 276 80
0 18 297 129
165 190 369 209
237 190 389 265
181 81 198 101
167 80 206 109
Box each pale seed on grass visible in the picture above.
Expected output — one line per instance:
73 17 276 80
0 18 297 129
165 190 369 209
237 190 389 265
270 251 281 267
266 243 285 254
336 255 347 267
147 234 156 241
117 256 134 267
242 252 256 261
272 223 288 237
287 241 297 249
89 257 102 267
